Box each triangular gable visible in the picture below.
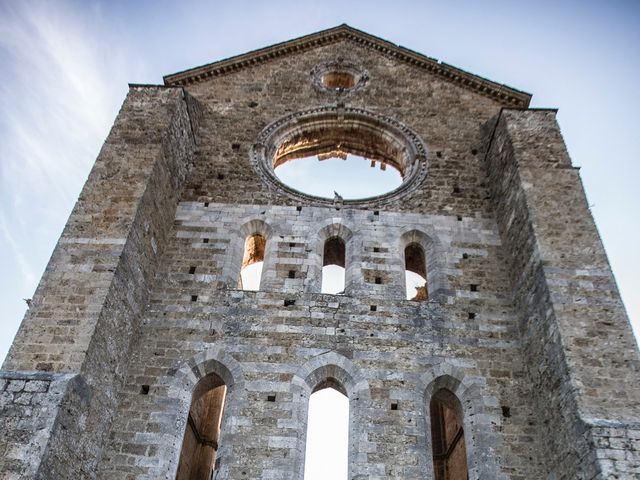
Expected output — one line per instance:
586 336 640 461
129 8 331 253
163 24 531 108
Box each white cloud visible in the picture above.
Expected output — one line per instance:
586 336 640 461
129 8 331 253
0 1 140 362
0 214 36 287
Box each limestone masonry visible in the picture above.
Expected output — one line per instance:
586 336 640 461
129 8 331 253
1 25 639 479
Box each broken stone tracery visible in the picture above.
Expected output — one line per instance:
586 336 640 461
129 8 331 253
273 123 404 174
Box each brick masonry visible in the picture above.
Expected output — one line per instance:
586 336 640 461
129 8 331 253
1 25 638 479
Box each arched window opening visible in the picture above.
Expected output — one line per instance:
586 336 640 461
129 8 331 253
304 380 349 480
322 237 346 294
430 389 468 480
239 233 265 290
272 120 405 200
276 154 402 200
405 242 428 301
176 374 227 480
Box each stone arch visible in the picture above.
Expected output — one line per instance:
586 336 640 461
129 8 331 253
292 351 369 397
158 347 246 480
290 351 371 479
416 362 506 480
399 228 448 300
316 220 354 245
307 219 355 293
238 218 274 240
168 347 244 398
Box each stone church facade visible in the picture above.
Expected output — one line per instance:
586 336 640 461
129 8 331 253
1 25 639 479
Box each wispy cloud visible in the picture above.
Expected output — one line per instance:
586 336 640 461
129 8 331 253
0 0 141 362
0 1 129 205
0 214 36 286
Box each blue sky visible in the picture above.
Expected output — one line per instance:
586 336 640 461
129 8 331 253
1 0 639 364
275 154 403 199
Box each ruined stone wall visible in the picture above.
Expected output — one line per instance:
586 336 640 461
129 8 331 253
90 40 552 479
2 32 639 480
181 40 500 217
485 109 640 478
97 203 541 479
0 87 198 478
0 372 72 478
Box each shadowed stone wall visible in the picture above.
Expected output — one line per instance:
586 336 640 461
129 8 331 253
485 109 640 478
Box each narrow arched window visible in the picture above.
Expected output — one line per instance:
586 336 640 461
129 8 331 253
239 233 265 290
405 242 428 300
304 380 349 480
321 236 346 294
176 374 227 480
430 389 468 480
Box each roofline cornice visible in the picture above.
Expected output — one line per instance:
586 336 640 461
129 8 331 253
163 24 531 108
